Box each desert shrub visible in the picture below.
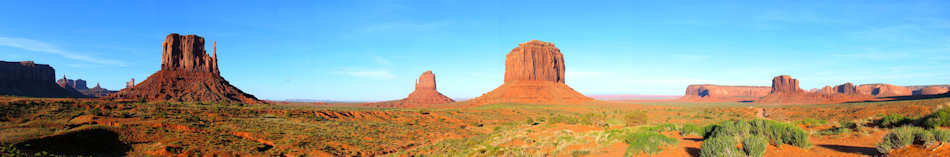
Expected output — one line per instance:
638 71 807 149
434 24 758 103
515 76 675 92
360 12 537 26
920 108 950 128
876 126 934 153
817 126 851 135
623 131 678 156
700 135 741 157
679 123 703 136
624 112 648 127
932 129 950 143
570 150 590 157
742 135 767 157
875 114 914 128
548 114 581 125
765 121 810 148
702 119 809 148
796 118 826 128
643 123 678 132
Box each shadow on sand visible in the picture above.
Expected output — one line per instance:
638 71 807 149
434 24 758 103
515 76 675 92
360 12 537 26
15 128 131 156
817 144 881 156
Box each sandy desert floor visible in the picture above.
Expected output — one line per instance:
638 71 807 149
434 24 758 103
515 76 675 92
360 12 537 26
2 96 950 156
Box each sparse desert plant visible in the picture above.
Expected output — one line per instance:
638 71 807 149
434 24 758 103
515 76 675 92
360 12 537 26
875 114 914 128
932 129 950 143
699 119 810 156
742 135 767 157
876 126 934 154
920 108 950 128
795 118 826 128
700 134 740 157
623 112 648 127
679 123 703 136
623 131 678 156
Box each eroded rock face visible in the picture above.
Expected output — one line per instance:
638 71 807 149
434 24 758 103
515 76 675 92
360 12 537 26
919 86 949 95
855 84 911 97
771 75 802 94
57 77 89 90
0 61 84 98
125 78 134 89
834 82 857 95
109 33 259 104
471 40 592 105
683 84 770 98
161 33 218 73
504 40 565 83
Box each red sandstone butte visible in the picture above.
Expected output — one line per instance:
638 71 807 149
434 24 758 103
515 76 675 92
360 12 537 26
368 71 455 107
757 75 876 104
855 84 912 97
469 40 593 105
108 33 260 104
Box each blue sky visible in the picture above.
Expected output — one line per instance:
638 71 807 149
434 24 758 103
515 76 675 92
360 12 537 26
2 0 948 101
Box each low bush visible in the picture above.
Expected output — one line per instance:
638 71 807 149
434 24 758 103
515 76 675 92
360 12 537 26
876 126 938 153
679 123 703 136
700 119 810 157
932 129 950 143
623 130 679 155
875 114 914 128
700 135 740 157
920 108 950 128
624 112 648 127
742 135 767 157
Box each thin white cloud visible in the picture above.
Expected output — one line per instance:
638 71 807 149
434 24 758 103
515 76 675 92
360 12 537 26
0 37 126 66
338 68 396 79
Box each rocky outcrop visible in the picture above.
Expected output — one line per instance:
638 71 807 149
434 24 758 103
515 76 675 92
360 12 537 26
918 86 949 95
855 84 911 97
470 40 592 105
82 83 116 97
57 77 88 90
108 33 260 104
368 71 455 107
770 75 803 94
125 78 135 89
909 85 950 95
0 61 85 98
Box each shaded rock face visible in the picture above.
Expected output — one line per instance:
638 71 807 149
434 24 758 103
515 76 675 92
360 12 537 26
0 61 84 98
471 40 592 105
855 84 911 97
109 33 259 104
683 84 770 98
909 85 950 95
770 75 802 94
504 40 565 83
919 86 949 95
161 33 218 73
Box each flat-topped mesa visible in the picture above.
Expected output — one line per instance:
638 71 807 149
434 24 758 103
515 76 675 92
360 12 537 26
856 84 911 97
919 86 949 95
504 39 565 83
0 61 84 98
404 70 454 105
683 84 771 98
161 33 219 73
770 75 803 94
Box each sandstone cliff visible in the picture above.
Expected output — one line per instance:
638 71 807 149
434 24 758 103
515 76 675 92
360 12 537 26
0 61 85 98
469 40 592 105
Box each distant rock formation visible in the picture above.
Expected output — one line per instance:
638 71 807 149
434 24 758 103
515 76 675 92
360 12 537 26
909 85 950 95
770 75 803 94
367 71 455 107
0 61 85 98
834 82 857 95
57 77 88 90
918 86 949 95
125 78 135 89
757 75 874 104
680 84 769 102
108 33 260 104
82 83 116 97
469 40 593 105
855 84 911 97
